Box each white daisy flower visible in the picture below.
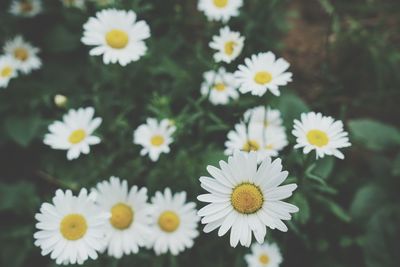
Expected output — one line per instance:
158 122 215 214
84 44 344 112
244 106 283 129
3 35 42 74
44 107 102 160
34 189 109 265
0 56 18 89
262 127 288 158
92 176 152 258
81 8 151 66
198 0 243 23
133 118 176 162
235 52 293 97
201 67 239 105
245 242 283 267
225 122 265 161
61 0 85 9
292 112 351 159
209 26 244 63
197 151 299 247
9 0 42 17
148 188 200 255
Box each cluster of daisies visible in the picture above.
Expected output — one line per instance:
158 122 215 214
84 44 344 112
199 2 292 106
35 151 296 266
34 176 199 264
32 2 353 267
0 35 41 89
43 107 175 161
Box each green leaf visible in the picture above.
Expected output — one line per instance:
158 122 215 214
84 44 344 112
293 193 310 224
363 205 400 267
0 182 40 215
348 119 400 151
312 157 335 179
392 153 400 176
3 114 41 147
350 184 388 224
274 92 309 126
316 195 351 222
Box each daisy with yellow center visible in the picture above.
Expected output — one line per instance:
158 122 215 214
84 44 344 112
9 0 42 17
198 151 298 247
133 118 176 162
201 67 239 105
4 35 42 74
92 176 152 258
44 107 102 160
292 112 351 159
148 188 200 255
0 56 18 89
245 242 283 267
209 26 244 63
235 52 293 96
225 123 268 162
198 0 243 22
81 8 150 66
33 189 109 265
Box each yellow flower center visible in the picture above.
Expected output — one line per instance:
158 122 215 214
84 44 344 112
60 214 87 240
151 135 165 147
68 129 86 144
306 129 329 147
224 41 236 56
158 210 180 232
259 253 270 265
14 48 29 61
214 83 226 92
20 2 33 12
231 183 263 214
105 29 129 49
110 203 134 230
242 140 260 152
213 0 228 8
254 71 273 85
1 66 13 78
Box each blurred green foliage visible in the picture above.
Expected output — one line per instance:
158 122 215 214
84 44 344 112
0 0 400 267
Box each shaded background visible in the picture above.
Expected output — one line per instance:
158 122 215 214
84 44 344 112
1 0 400 266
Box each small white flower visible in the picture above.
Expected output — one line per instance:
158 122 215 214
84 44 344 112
34 189 109 265
245 242 283 267
54 94 68 107
244 106 283 129
201 67 239 105
92 176 152 258
292 112 351 159
81 8 150 66
0 56 18 89
148 188 200 255
61 0 85 9
133 118 176 162
198 0 243 23
225 122 265 162
262 127 288 158
4 35 42 74
225 122 288 162
209 26 244 63
235 52 292 97
9 0 42 17
44 107 102 160
198 151 299 247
